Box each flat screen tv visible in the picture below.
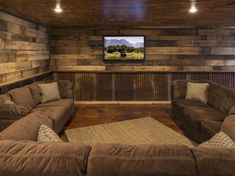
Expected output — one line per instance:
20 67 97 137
103 36 145 62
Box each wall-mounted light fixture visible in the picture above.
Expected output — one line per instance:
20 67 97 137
54 0 63 13
189 0 198 14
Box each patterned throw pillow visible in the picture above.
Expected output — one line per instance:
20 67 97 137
37 125 62 142
185 82 209 104
199 131 235 148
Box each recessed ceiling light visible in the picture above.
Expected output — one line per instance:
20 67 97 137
189 1 198 14
54 1 63 13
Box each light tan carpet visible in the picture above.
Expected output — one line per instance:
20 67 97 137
65 117 195 147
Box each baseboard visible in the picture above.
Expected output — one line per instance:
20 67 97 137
74 101 171 105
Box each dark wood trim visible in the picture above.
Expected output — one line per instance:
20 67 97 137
0 71 52 88
0 9 48 28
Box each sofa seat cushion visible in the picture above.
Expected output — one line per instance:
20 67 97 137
200 120 222 137
87 144 196 176
173 99 210 109
7 86 35 108
33 106 70 133
37 99 73 110
192 147 235 176
0 111 52 141
184 107 225 130
0 140 91 176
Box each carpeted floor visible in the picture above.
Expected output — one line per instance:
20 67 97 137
65 117 195 147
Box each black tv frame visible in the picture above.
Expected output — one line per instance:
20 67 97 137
103 35 146 63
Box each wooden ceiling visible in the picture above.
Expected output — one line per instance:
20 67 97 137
1 0 235 27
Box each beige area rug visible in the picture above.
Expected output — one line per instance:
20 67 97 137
65 117 195 147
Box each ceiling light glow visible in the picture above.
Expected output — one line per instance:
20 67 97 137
54 2 63 13
189 1 198 14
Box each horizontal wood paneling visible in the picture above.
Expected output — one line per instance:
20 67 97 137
0 12 50 86
50 27 235 72
54 72 235 101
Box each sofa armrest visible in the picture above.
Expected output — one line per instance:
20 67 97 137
192 146 235 176
88 144 196 176
0 140 91 176
57 80 74 99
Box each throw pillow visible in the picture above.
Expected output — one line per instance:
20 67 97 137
185 82 209 104
37 124 62 142
27 82 43 107
38 82 61 104
0 94 15 105
199 131 235 148
0 94 32 120
7 86 35 108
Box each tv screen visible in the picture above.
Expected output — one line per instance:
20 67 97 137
104 36 145 62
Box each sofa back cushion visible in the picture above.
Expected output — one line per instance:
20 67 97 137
87 144 197 176
208 81 235 114
0 140 91 176
0 111 52 141
27 82 43 107
193 147 235 176
7 86 35 108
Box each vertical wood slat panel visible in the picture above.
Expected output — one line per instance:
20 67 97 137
96 73 113 101
134 73 154 101
74 73 95 101
154 73 169 101
115 73 134 101
54 72 235 101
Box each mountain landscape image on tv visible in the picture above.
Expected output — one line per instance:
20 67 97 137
104 36 145 61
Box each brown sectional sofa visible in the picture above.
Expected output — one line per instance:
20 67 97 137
0 80 235 175
171 80 235 143
0 80 74 133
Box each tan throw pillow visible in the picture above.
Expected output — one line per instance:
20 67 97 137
38 82 61 104
37 125 62 142
185 82 209 104
199 131 235 148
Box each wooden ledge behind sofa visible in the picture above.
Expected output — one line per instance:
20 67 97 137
52 66 235 73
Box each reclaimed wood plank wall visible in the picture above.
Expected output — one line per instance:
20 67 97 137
50 27 235 72
0 12 50 87
51 27 235 101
